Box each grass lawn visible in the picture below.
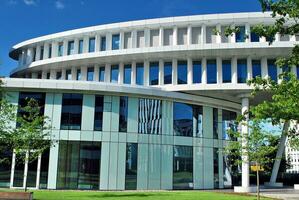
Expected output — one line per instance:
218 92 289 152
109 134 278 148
1 190 275 200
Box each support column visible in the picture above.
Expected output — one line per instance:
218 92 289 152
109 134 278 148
61 69 66 80
187 57 193 84
35 46 41 61
216 24 221 44
187 25 192 45
47 142 59 189
41 71 47 79
261 57 268 78
159 27 164 46
51 42 58 57
50 69 56 80
9 151 16 188
144 60 149 86
83 36 89 53
247 56 252 80
94 65 99 81
81 66 87 81
95 34 100 52
131 61 136 85
132 30 137 48
36 154 42 189
144 29 150 47
202 57 207 84
74 38 79 54
63 39 68 56
173 26 178 46
217 57 222 84
201 24 206 44
172 59 178 85
119 62 124 84
43 43 49 59
106 32 112 51
232 57 237 84
23 150 29 188
230 24 236 43
159 59 163 85
120 31 125 50
245 23 250 43
71 66 77 80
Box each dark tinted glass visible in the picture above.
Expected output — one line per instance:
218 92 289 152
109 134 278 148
112 34 120 50
87 67 94 81
149 62 159 85
78 40 83 54
252 60 261 78
89 38 95 52
124 64 132 84
94 95 104 131
99 67 105 82
100 37 106 51
222 60 231 83
213 108 218 139
111 65 119 83
119 96 128 132
251 32 259 42
68 41 74 55
66 70 72 80
125 143 138 190
76 69 81 80
177 61 187 84
136 63 144 85
236 26 245 42
267 59 277 82
164 62 172 84
193 61 201 83
56 72 62 80
214 148 219 188
237 59 247 83
207 59 217 84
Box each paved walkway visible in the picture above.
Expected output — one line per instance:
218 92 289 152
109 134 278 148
258 188 299 200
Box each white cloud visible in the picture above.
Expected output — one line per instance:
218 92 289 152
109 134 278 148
55 0 64 9
23 0 37 6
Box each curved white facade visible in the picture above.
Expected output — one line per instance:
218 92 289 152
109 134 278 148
1 12 299 191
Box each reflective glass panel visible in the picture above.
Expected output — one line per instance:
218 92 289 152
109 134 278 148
164 62 172 84
136 63 144 85
268 59 277 82
68 41 75 55
207 59 217 84
99 67 105 82
100 36 106 51
89 38 95 52
177 60 187 84
251 31 259 42
236 26 245 42
110 65 119 83
124 64 132 84
193 61 201 84
87 67 94 81
58 43 63 57
0 149 12 187
39 148 49 189
222 60 231 83
150 62 159 85
252 60 261 78
214 148 219 188
213 108 218 139
78 40 83 54
222 110 237 140
237 59 247 83
125 143 138 190
48 45 52 58
94 95 104 131
119 96 128 132
112 34 120 50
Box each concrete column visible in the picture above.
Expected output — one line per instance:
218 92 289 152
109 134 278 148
261 57 268 78
173 26 178 45
159 59 163 85
9 150 16 188
106 32 112 50
144 29 150 47
95 34 100 52
144 60 150 86
231 57 237 84
132 30 137 48
50 69 56 79
94 65 99 81
51 41 58 57
83 36 89 53
119 62 124 84
260 36 266 43
81 66 87 81
187 25 192 45
245 23 250 43
131 61 136 85
241 97 250 188
63 39 68 56
159 27 164 46
290 35 296 42
105 63 111 82
247 57 252 80
217 57 222 83
120 31 125 49
35 46 41 61
61 69 66 80
172 59 178 85
216 24 221 44
47 141 59 189
27 48 34 64
23 150 29 188
74 38 79 54
187 57 193 84
43 43 49 59
71 66 77 80
202 57 207 84
275 33 280 42
41 71 47 79
31 72 38 79
201 24 206 44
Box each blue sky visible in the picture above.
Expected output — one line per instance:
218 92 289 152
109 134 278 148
0 0 262 76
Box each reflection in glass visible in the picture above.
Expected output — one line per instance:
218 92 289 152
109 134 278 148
58 43 63 57
13 152 25 187
89 38 95 52
99 67 105 82
138 98 162 135
0 149 12 187
78 40 83 54
214 148 219 188
267 59 277 82
125 143 138 190
136 63 144 85
100 36 106 51
110 65 119 83
164 62 172 84
94 95 104 131
119 96 128 132
173 145 193 189
207 60 217 84
193 61 201 84
237 59 247 83
236 26 245 42
213 108 218 139
124 64 132 84
177 61 187 84
150 62 159 85
222 60 231 83
76 69 81 80
112 34 120 50
68 41 75 55
87 67 94 81
252 60 261 78
39 148 49 189
66 70 72 80
222 110 237 140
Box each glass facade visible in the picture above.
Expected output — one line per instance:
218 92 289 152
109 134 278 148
237 59 247 83
297 66 299 78
57 141 101 190
48 45 52 58
222 110 237 140
213 108 218 139
39 148 49 189
119 96 128 132
236 26 245 42
268 59 277 82
99 67 105 82
76 69 81 80
124 64 132 84
136 63 144 85
110 65 119 83
138 98 162 135
252 60 261 78
78 40 83 54
94 95 104 131
112 34 120 50
150 62 159 85
100 36 106 51
56 71 62 80
66 69 72 80
222 60 231 83
40 46 44 60
58 43 63 57
89 38 95 52
87 67 94 81
177 60 187 84
214 148 219 188
193 61 201 84
125 143 138 190
60 93 83 130
0 149 12 188
207 59 217 84
251 31 260 42
164 62 172 84
173 145 193 189
68 41 74 55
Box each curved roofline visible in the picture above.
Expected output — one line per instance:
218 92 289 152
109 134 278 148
9 12 273 60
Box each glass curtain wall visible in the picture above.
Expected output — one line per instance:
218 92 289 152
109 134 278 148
125 143 138 190
222 110 237 140
193 61 201 83
150 62 159 85
222 60 231 83
177 61 187 84
136 63 144 85
124 64 132 84
119 96 128 132
207 60 217 84
110 65 119 83
164 62 172 84
94 95 104 131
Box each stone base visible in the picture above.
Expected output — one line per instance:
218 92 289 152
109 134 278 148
264 182 283 188
234 186 257 193
295 184 299 190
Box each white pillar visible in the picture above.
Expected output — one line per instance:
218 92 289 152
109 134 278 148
159 27 164 46
144 60 150 86
173 26 178 46
247 56 252 80
63 39 68 56
9 150 16 188
202 57 207 84
119 62 124 84
31 72 38 79
35 46 41 61
232 57 237 84
23 150 29 188
201 24 206 44
144 29 150 47
261 57 268 78
106 32 112 51
159 59 163 85
120 31 125 50
290 35 296 42
27 48 34 64
50 69 56 79
187 57 193 84
172 59 178 85
61 69 66 80
83 36 89 53
81 66 87 81
41 71 47 79
275 33 280 42
187 25 192 45
71 66 77 80
131 61 136 85
105 63 111 82
95 34 100 52
132 30 137 48
36 153 42 189
230 24 236 43
74 38 79 54
217 57 222 83
43 43 49 59
216 24 221 44
51 42 58 57
94 65 99 81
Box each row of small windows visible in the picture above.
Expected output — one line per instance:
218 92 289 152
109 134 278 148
23 60 299 84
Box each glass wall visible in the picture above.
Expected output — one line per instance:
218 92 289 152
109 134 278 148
112 34 120 50
0 149 12 187
76 69 81 80
267 59 277 82
173 102 202 137
94 95 104 131
213 108 218 139
39 148 50 189
193 61 201 84
214 148 219 188
164 62 172 84
40 47 44 60
89 38 95 52
237 59 247 83
150 62 159 85
236 26 245 42
136 63 144 85
222 110 237 140
56 72 62 80
297 66 299 78
60 93 83 130
177 60 187 84
119 96 128 132
58 42 63 57
207 59 217 84
66 70 72 80
125 143 138 190
173 145 193 189
252 60 261 78
124 64 132 84
110 65 119 83
68 41 74 55
48 45 52 58
87 67 94 81
222 60 231 83
100 36 106 51
78 39 83 54
99 67 105 82
57 141 101 190
138 98 162 135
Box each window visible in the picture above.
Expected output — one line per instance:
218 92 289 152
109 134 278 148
87 67 94 81
236 26 246 42
119 96 128 132
222 110 237 140
193 61 201 84
46 73 50 79
173 102 202 137
164 62 172 84
89 38 95 52
138 98 162 135
40 46 44 60
207 59 217 84
58 43 63 57
251 31 259 42
297 66 299 78
60 93 83 130
125 143 138 190
124 64 132 84
237 59 247 83
68 41 74 55
173 146 193 189
214 148 219 188
57 141 101 190
65 70 72 80
48 45 52 58
252 60 261 78
99 67 105 82
78 39 83 54
177 60 187 84
149 62 159 85
94 95 104 131
213 108 218 139
112 34 120 50
267 59 277 82
76 69 81 80
222 60 231 83
56 72 62 80
136 63 144 85
100 36 106 51
110 65 119 83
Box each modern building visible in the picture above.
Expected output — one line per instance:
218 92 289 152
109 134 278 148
286 138 299 174
1 12 299 191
